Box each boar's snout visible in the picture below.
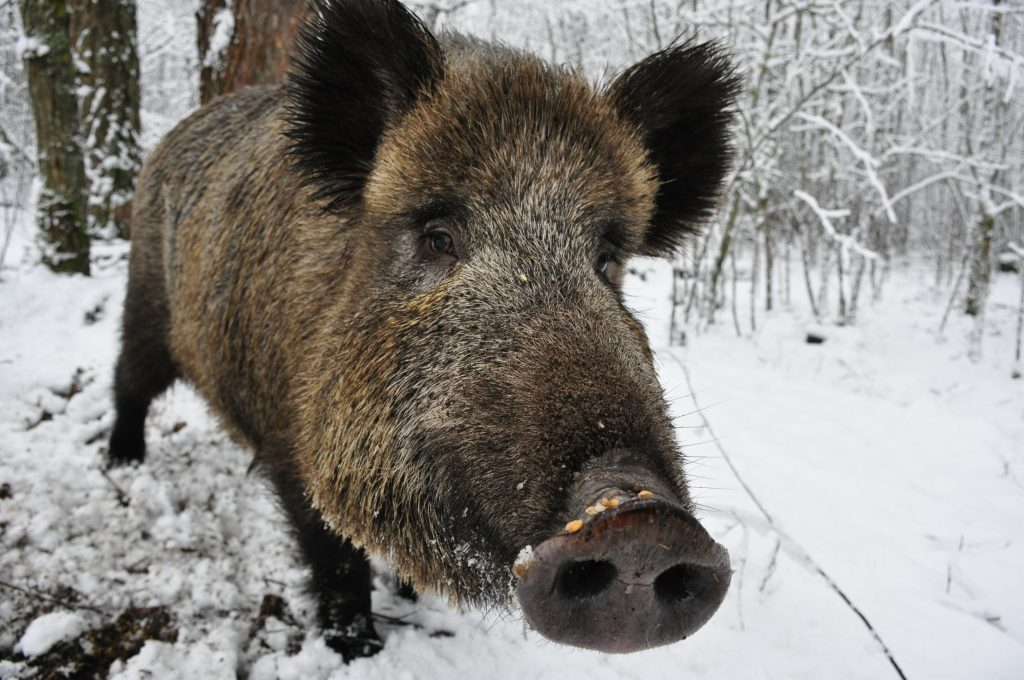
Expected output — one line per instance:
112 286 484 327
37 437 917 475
516 503 730 653
514 451 730 653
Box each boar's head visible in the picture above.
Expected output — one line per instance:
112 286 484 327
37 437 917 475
285 0 738 652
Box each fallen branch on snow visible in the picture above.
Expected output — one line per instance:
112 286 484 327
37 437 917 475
668 353 909 680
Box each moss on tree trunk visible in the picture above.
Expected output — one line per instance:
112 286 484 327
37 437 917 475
20 0 90 274
71 0 142 240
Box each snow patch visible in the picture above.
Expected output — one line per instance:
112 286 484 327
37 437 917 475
15 35 47 60
16 611 87 657
512 544 535 579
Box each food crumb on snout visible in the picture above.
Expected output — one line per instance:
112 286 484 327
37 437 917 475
565 519 584 533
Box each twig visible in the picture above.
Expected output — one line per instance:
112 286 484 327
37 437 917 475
99 466 130 507
939 250 970 334
372 611 424 628
946 535 964 595
729 511 748 632
669 355 773 523
758 538 781 593
0 579 105 614
807 562 908 680
667 353 908 680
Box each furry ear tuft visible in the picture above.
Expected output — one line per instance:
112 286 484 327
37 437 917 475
609 41 739 256
285 0 444 211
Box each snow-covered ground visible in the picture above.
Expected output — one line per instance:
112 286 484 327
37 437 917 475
1 211 1022 678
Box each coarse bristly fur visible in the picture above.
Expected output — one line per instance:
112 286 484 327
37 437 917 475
107 0 739 660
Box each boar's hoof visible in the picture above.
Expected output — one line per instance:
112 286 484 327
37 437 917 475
323 614 383 661
107 421 146 467
394 577 418 602
516 499 730 653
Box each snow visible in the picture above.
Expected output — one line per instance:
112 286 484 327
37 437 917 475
512 545 535 579
4 0 1023 673
110 626 245 679
14 35 47 61
2 205 1023 677
15 612 87 657
203 6 236 69
657 282 1024 680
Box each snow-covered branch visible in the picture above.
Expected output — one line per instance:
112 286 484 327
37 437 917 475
794 113 898 224
794 190 882 261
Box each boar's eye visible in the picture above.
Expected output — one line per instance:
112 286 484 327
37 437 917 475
596 252 616 277
418 220 459 265
428 232 454 255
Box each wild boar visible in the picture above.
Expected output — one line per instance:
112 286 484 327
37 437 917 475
108 0 738 659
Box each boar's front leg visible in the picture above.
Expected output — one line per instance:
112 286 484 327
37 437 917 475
267 463 382 660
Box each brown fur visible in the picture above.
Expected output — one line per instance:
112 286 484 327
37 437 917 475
110 0 737 655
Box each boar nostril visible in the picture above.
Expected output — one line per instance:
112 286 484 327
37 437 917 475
654 563 711 604
555 560 617 599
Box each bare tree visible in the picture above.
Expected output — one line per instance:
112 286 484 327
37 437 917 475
961 0 1013 319
19 0 89 275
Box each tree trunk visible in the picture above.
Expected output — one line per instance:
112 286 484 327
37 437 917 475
962 1 1003 319
71 0 141 240
20 0 89 275
836 245 847 324
964 213 994 317
847 255 867 325
198 0 311 105
801 239 820 319
704 192 740 324
750 218 761 333
764 212 774 312
1012 248 1023 379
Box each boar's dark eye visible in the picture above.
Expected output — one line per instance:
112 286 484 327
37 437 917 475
596 253 613 276
418 220 459 266
428 231 454 255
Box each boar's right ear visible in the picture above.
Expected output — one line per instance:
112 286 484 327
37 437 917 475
608 42 739 257
285 0 444 211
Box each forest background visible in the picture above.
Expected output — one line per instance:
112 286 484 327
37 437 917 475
2 0 1023 366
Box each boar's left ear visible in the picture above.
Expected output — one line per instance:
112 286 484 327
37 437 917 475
285 0 444 211
608 41 739 257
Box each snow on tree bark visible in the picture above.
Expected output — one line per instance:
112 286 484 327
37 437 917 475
71 0 142 240
197 0 311 106
19 0 89 275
